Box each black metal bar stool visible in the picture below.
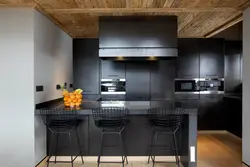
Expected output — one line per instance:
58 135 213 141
40 109 84 167
147 107 185 167
92 107 129 167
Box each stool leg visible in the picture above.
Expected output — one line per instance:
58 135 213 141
98 132 104 167
119 133 128 165
173 132 180 167
75 128 84 164
47 132 54 167
54 133 59 164
68 133 74 167
147 130 155 164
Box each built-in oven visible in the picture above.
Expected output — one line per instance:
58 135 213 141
175 79 199 94
101 79 126 95
198 78 224 94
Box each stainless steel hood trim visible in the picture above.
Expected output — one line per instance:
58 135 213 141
99 48 177 57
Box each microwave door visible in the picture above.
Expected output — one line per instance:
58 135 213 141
175 80 196 92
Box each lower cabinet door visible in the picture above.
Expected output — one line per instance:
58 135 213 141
198 95 225 130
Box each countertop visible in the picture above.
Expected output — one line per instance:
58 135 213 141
35 100 198 115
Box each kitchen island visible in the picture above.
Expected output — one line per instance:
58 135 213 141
35 100 197 167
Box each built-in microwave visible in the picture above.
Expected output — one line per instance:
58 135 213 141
175 79 199 93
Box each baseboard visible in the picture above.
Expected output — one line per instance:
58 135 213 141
198 130 228 134
37 156 178 164
243 161 250 167
36 156 48 167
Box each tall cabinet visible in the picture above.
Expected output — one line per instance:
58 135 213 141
73 39 100 94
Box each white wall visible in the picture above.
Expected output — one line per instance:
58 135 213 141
33 10 73 164
243 7 250 166
34 11 73 104
0 8 35 167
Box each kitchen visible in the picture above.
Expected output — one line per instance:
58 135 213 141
0 1 248 167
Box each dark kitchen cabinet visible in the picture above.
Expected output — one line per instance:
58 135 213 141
225 41 242 93
150 60 175 99
199 39 224 78
198 94 225 130
224 97 242 138
176 39 199 78
101 60 125 79
126 62 150 100
73 39 99 94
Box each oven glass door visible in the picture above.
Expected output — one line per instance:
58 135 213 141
175 80 196 92
101 79 126 94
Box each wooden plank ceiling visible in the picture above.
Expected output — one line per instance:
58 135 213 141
1 0 249 38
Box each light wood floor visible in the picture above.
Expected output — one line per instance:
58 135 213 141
42 133 246 167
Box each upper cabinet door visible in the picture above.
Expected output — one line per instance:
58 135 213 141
73 39 100 94
176 39 199 78
101 60 125 79
199 39 224 78
151 60 175 99
225 41 242 93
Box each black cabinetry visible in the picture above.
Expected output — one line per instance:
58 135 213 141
198 94 225 130
101 60 125 79
73 39 99 94
224 97 242 138
176 39 199 78
150 60 175 99
225 41 242 93
126 62 150 100
199 39 224 78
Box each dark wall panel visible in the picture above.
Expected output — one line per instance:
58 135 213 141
126 61 151 100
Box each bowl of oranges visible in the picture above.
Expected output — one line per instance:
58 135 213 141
62 89 83 108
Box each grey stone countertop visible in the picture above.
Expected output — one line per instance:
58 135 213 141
35 100 198 115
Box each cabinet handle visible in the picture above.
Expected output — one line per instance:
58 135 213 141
206 74 217 77
108 75 119 77
83 91 92 92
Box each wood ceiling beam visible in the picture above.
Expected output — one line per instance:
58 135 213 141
45 7 240 14
204 14 243 38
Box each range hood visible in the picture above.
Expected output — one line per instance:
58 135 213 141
99 16 178 58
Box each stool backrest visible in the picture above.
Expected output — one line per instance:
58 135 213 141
92 107 128 128
148 108 185 130
39 109 77 129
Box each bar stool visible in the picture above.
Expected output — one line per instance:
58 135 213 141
40 109 84 167
147 108 185 167
92 107 129 167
